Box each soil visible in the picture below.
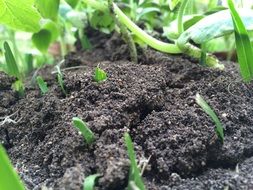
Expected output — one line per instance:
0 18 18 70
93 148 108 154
1 33 253 190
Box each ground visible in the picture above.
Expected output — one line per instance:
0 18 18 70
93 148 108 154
0 33 253 190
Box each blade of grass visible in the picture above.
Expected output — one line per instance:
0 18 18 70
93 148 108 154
36 76 49 94
196 93 224 143
124 132 145 190
0 145 25 190
227 0 253 82
4 41 20 79
83 174 100 190
72 117 95 145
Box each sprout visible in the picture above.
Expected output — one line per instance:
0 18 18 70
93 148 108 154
36 76 49 94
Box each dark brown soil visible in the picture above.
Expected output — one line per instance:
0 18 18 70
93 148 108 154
1 34 253 190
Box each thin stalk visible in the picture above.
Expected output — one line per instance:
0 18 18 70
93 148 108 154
177 0 189 35
83 0 182 54
108 0 138 63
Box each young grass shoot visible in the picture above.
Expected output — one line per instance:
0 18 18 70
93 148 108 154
36 76 49 95
94 66 107 83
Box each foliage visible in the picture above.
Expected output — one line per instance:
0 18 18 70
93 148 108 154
83 174 100 190
72 117 95 145
124 132 145 190
0 145 25 190
36 76 49 94
56 66 67 95
94 66 107 83
227 0 253 82
196 93 224 143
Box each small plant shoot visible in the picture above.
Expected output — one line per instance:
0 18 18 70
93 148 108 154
72 117 95 145
94 66 107 83
124 132 145 190
227 0 253 82
196 93 224 143
83 174 101 190
0 145 25 190
36 76 49 94
56 66 67 95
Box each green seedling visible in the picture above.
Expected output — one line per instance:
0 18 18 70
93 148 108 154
124 132 145 190
196 93 224 143
36 76 49 94
94 66 107 83
83 174 101 190
72 117 95 145
227 0 253 82
0 145 25 190
56 66 67 95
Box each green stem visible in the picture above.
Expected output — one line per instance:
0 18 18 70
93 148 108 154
177 0 189 35
83 0 182 54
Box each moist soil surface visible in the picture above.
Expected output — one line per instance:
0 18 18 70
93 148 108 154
1 34 253 190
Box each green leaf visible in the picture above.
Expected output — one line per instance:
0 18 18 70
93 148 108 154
4 41 20 78
0 145 25 190
124 133 145 190
72 117 95 145
94 67 107 83
36 76 48 94
177 9 253 45
168 0 181 11
65 0 79 8
32 29 52 53
35 0 60 21
227 0 253 82
83 174 100 190
12 80 25 96
0 0 41 32
56 66 67 95
195 93 224 143
42 20 60 42
66 10 87 28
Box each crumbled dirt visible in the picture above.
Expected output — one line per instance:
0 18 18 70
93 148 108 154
1 34 253 190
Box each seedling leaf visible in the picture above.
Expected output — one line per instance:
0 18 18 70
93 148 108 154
12 80 25 96
0 0 41 32
227 0 253 82
32 29 52 53
83 174 100 190
72 117 95 145
196 93 224 143
36 76 48 94
4 42 20 79
0 145 25 190
56 66 67 95
35 0 60 21
124 132 145 190
94 67 107 83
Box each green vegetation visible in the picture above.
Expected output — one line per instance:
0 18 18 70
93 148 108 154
0 145 25 190
196 93 224 143
72 117 95 145
125 132 145 190
56 66 67 95
227 0 253 82
94 66 107 83
36 76 49 94
83 174 100 190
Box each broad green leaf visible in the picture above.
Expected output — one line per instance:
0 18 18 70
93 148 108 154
196 93 224 143
65 0 79 8
0 0 41 32
178 9 253 46
35 0 60 21
4 42 20 78
72 117 95 145
36 76 48 94
0 145 25 190
32 29 52 53
125 133 145 190
227 0 253 82
83 174 100 190
94 67 107 83
42 20 60 42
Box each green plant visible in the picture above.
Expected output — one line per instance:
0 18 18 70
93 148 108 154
0 145 25 190
56 66 67 95
124 132 145 190
72 117 95 145
227 0 253 82
36 76 49 94
195 93 224 143
94 66 107 83
83 174 101 190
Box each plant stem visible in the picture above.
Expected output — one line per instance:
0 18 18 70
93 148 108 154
108 0 138 63
177 0 189 35
83 0 182 54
